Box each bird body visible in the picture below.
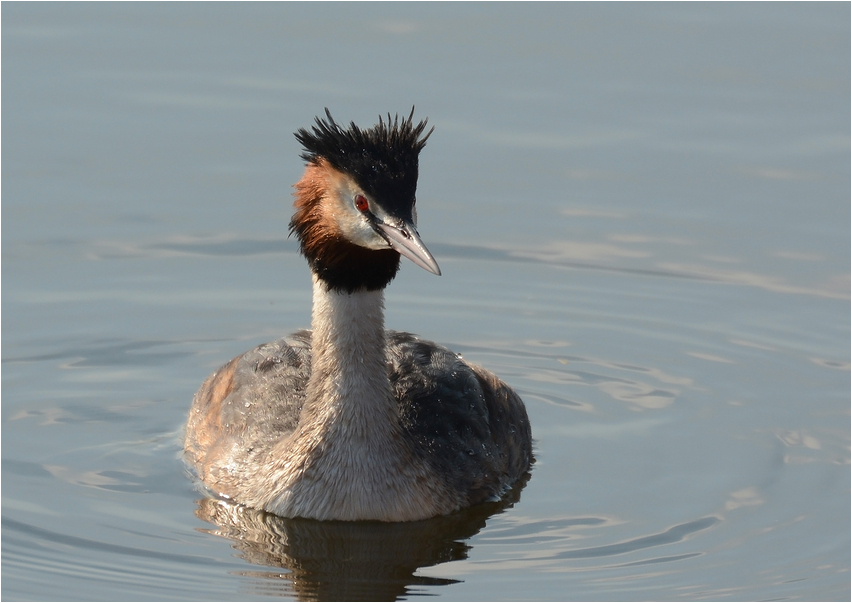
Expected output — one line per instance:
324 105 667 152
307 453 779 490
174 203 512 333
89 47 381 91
185 110 532 521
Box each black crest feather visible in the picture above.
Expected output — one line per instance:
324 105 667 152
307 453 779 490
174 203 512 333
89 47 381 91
294 108 433 221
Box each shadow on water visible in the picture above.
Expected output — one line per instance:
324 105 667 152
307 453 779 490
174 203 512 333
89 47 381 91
192 475 531 601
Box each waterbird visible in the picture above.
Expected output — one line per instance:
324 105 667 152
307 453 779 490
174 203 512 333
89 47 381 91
185 109 532 521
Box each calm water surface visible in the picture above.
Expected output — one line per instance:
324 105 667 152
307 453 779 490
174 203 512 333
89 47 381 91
3 3 849 601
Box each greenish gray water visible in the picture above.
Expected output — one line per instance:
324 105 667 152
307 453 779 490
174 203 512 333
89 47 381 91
3 3 849 600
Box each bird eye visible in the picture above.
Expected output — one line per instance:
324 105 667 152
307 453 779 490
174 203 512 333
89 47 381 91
354 194 369 212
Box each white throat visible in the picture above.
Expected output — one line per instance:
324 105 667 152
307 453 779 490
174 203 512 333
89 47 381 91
305 275 396 426
262 275 452 520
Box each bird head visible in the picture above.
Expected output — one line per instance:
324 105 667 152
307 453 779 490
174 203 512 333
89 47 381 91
290 109 440 293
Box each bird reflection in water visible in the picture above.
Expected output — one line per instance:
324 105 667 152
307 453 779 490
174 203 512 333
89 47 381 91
192 474 530 601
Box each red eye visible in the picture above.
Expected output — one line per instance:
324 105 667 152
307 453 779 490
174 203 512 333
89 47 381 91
354 194 369 212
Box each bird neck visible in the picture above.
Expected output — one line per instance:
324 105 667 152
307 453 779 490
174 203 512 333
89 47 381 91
268 274 452 521
303 275 397 428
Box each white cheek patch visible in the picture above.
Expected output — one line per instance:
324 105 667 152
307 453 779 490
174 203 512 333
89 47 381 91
326 176 389 251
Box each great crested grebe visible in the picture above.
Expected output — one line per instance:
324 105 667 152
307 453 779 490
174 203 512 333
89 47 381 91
185 109 532 522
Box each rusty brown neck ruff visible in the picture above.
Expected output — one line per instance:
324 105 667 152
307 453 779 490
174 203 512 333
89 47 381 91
290 159 401 294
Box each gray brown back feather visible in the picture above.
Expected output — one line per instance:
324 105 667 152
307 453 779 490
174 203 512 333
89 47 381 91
186 330 532 505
